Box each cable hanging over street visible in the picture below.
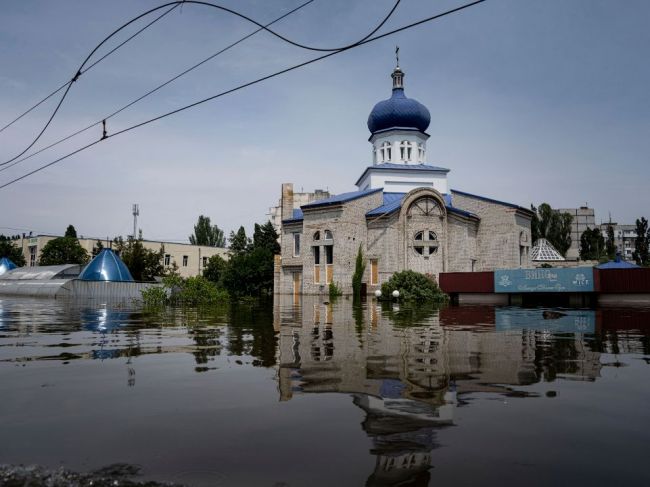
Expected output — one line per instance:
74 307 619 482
0 0 486 190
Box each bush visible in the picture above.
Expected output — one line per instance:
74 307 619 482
140 275 228 307
352 245 366 300
328 281 342 299
141 285 168 307
380 270 448 303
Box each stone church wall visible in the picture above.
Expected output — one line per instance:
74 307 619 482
451 192 531 271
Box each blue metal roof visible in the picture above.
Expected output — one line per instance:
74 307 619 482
451 189 534 215
0 257 17 276
281 208 304 224
367 88 430 134
355 163 450 187
79 249 134 282
302 188 382 209
366 192 405 216
596 259 640 269
366 192 478 220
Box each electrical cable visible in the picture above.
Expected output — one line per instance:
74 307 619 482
0 4 181 160
0 0 486 191
0 0 318 175
0 0 399 167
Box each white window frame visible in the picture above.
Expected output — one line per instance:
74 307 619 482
293 233 301 257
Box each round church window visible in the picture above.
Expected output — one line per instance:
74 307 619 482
413 230 438 256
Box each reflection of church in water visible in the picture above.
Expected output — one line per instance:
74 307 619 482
274 296 602 485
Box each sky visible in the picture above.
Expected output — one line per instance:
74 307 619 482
0 0 648 243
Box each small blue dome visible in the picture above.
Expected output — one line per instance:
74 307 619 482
367 88 430 134
0 257 17 276
79 249 134 282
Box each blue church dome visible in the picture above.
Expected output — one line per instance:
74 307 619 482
367 67 430 134
79 249 134 282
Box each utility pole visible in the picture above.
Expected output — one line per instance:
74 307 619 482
132 204 139 239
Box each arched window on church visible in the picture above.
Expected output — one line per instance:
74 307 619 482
372 147 377 164
313 231 320 241
324 230 333 240
417 143 425 162
413 230 439 256
400 141 412 161
380 141 391 162
407 197 443 217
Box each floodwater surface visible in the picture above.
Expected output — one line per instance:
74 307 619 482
0 296 649 486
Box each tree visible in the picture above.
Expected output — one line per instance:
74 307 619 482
229 226 250 255
530 203 573 257
222 247 274 297
632 217 649 266
64 225 78 238
605 221 616 260
252 221 280 255
579 228 605 261
39 237 89 266
92 239 104 257
113 236 165 281
189 215 225 247
0 235 26 267
352 245 366 299
203 254 228 285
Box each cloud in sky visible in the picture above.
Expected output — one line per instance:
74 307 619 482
0 0 648 241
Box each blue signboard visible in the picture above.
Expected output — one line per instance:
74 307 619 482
495 308 595 334
494 267 594 293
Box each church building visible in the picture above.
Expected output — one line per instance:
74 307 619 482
274 63 533 295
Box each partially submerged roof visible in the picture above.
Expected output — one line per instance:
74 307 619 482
0 264 82 280
0 257 17 276
79 249 134 282
596 255 640 269
531 239 565 261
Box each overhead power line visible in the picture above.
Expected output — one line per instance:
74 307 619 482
0 0 319 175
0 0 486 191
0 4 181 163
0 0 400 168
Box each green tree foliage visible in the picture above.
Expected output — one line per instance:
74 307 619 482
579 228 605 261
328 281 342 299
253 221 280 255
0 235 26 267
113 236 164 281
381 270 448 302
530 203 573 257
189 215 225 247
632 217 650 266
64 225 78 238
141 275 228 307
92 239 104 257
203 254 228 285
39 236 89 266
229 226 250 255
222 247 274 297
352 245 366 299
605 222 616 260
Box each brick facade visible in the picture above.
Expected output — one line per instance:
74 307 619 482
275 187 532 295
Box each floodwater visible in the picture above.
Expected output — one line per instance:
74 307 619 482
1 296 649 487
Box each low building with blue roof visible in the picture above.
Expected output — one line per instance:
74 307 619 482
274 62 534 296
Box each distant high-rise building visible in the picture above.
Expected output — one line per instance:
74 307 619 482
558 207 596 260
599 222 637 261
